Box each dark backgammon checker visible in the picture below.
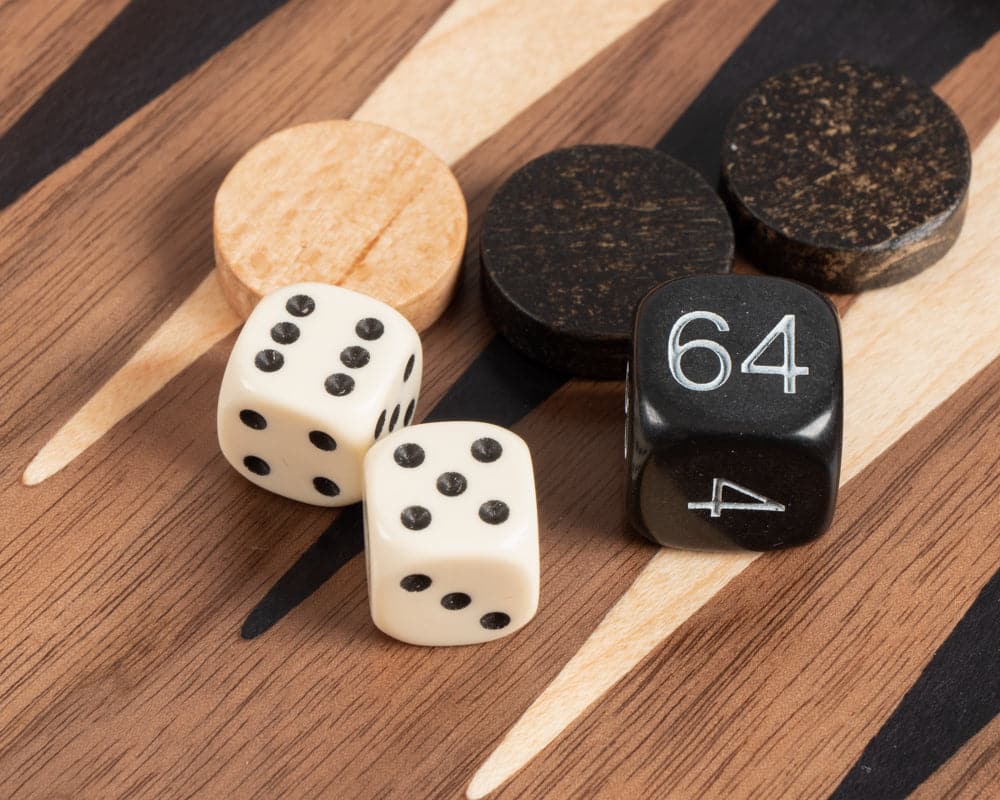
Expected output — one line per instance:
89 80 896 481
480 144 734 379
627 274 843 551
721 61 971 293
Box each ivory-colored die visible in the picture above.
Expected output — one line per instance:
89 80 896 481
363 422 540 646
217 282 421 506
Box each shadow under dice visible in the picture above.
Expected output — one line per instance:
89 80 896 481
627 274 842 551
217 282 422 506
363 422 539 646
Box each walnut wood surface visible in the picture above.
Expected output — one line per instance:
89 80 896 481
0 0 127 130
1 2 998 799
912 715 1000 800
501 355 1000 799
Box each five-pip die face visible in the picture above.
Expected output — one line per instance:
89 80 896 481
627 274 843 551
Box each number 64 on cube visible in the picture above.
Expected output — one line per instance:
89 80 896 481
626 274 843 551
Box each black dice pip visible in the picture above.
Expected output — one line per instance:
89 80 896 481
626 274 842 550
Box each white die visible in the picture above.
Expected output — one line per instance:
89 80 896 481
217 282 422 506
363 421 540 646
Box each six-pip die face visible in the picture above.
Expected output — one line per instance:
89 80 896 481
627 274 843 551
217 282 422 507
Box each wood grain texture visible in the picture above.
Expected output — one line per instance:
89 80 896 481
2 2 999 798
353 0 672 164
721 61 971 292
480 145 733 378
0 0 128 132
0 4 767 796
22 276 242 485
0 0 296 212
497 354 1000 799
237 0 775 642
213 119 467 326
912 715 1000 800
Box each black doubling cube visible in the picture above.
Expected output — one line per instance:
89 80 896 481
626 274 842 551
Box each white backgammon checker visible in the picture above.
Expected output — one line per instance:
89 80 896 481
363 422 540 646
217 282 422 506
214 119 468 331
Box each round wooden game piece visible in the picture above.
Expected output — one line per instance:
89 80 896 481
721 61 970 293
214 120 467 332
480 145 734 379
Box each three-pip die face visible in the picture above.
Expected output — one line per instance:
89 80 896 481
364 422 540 646
217 282 422 506
627 274 842 551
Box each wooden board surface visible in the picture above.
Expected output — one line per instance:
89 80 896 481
2 1 999 798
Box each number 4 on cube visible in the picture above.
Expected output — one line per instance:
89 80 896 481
687 478 786 518
626 274 843 551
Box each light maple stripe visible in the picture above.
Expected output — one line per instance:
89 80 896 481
21 0 674 485
353 0 671 164
466 120 1000 799
22 277 241 485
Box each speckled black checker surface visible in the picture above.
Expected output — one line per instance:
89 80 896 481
480 145 734 379
721 61 971 293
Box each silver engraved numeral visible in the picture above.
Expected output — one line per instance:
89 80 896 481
687 478 785 517
667 311 809 394
667 311 731 391
740 314 810 394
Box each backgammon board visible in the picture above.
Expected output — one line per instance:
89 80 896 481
2 1 999 797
